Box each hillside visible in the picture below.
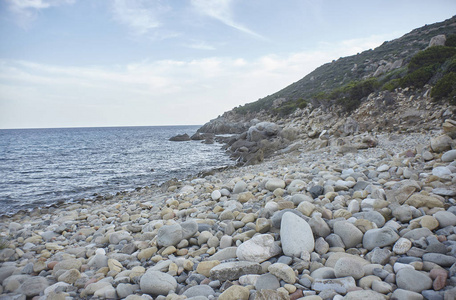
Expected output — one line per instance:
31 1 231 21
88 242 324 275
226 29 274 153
199 16 456 135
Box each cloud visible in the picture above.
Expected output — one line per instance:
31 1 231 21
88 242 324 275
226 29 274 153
0 34 390 128
185 40 217 51
191 0 265 40
111 0 171 36
6 0 75 26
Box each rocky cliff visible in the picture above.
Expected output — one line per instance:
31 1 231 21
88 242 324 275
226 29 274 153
198 17 456 165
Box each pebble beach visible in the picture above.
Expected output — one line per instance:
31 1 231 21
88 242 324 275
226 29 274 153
1 125 456 300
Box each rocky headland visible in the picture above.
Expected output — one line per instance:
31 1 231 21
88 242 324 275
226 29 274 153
1 17 456 300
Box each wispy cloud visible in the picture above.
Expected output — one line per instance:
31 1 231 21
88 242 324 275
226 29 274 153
0 34 391 128
191 0 265 40
6 0 75 27
111 0 171 36
185 40 217 51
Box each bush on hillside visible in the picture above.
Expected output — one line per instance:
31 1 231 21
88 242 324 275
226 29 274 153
431 72 456 104
446 34 456 47
408 46 456 72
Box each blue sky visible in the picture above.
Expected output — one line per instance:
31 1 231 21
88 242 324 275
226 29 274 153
0 0 455 129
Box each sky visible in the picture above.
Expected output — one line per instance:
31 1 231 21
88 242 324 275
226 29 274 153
0 1 455 129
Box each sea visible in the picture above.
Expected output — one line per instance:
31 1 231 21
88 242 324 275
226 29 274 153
0 125 233 216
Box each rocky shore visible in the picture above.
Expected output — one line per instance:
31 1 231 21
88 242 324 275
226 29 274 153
1 116 456 300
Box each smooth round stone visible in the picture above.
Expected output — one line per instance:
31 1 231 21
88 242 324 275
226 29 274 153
442 149 456 162
334 257 365 279
391 289 424 300
268 263 296 284
157 224 182 247
254 273 280 291
433 211 456 227
280 212 314 256
182 285 215 298
265 178 286 191
396 268 432 292
140 271 177 296
422 253 456 267
18 276 50 297
333 221 363 248
393 238 412 255
218 285 249 300
432 166 451 177
344 290 386 300
211 190 222 201
363 227 399 250
233 181 247 194
310 267 336 279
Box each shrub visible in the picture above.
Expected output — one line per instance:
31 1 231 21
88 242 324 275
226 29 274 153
431 72 456 104
382 78 402 91
401 65 437 88
446 34 456 47
408 46 456 73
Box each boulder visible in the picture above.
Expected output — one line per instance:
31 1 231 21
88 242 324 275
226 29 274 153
169 134 191 142
363 227 399 250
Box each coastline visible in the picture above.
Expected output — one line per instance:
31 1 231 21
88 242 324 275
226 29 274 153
1 128 456 299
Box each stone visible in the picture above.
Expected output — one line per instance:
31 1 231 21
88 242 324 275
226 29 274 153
363 227 399 250
419 215 439 230
433 211 456 227
370 248 392 265
255 273 280 291
334 257 365 279
334 221 363 248
371 280 393 294
255 289 289 300
236 234 281 263
211 190 222 201
116 283 139 299
218 285 249 300
182 285 215 298
280 211 314 256
396 268 432 293
58 269 81 284
140 270 177 296
422 253 456 267
18 276 49 297
405 194 444 208
233 180 247 194
325 252 370 268
344 290 386 300
157 223 182 247
265 178 286 191
311 276 356 294
0 266 17 284
391 289 423 300
181 219 199 240
315 237 330 255
53 259 82 273
393 238 412 255
268 263 296 284
311 267 336 279
308 215 331 238
309 185 324 198
433 166 452 177
442 149 456 162
403 228 433 240
431 135 453 153
209 261 261 281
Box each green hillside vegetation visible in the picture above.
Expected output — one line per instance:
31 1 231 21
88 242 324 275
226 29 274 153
233 17 456 116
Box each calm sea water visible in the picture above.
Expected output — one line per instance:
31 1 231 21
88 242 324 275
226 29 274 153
0 126 233 215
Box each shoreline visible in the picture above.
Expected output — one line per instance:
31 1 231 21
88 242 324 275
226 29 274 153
0 128 455 299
